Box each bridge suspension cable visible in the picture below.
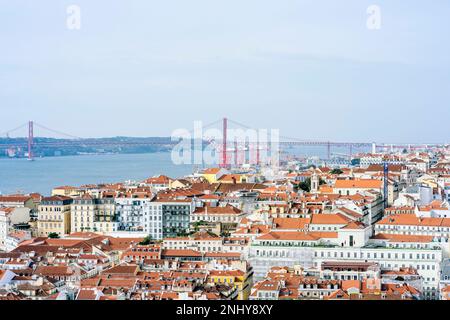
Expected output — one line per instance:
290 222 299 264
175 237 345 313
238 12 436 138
0 122 28 137
186 119 223 135
227 119 254 130
33 122 83 140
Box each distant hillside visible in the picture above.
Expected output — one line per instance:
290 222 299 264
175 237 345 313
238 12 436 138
0 136 176 158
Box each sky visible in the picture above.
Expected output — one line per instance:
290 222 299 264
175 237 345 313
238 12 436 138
0 0 449 143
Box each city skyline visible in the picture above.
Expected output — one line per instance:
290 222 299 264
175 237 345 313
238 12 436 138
1 0 450 143
2 0 450 307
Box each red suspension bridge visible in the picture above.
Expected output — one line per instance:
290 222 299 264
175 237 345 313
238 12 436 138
0 118 444 165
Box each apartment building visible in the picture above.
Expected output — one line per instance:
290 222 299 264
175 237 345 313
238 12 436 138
149 199 194 238
115 193 154 234
37 196 73 237
71 194 117 233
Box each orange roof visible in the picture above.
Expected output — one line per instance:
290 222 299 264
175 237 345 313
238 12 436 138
162 249 202 257
372 233 434 243
53 186 77 190
41 195 72 202
204 252 241 258
203 168 222 174
309 231 339 239
337 207 363 219
334 179 382 189
76 289 98 300
193 204 242 215
35 265 74 276
341 221 367 230
0 195 32 203
143 175 172 184
272 218 310 230
257 231 319 241
199 194 220 200
310 213 351 225
218 174 242 182
377 214 450 227
319 185 334 193
0 207 14 215
342 280 361 291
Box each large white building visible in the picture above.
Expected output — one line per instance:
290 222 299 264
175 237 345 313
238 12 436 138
247 215 444 299
115 195 154 233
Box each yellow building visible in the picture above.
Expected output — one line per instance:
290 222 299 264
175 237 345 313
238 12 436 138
169 179 192 189
208 269 253 300
51 186 81 197
217 174 252 184
201 168 227 183
37 196 73 237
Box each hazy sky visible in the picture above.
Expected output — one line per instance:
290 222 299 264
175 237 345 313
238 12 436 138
1 0 449 143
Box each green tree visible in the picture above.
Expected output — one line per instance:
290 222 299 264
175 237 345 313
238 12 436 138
48 232 59 239
330 168 343 175
297 177 327 192
298 178 311 192
139 235 152 245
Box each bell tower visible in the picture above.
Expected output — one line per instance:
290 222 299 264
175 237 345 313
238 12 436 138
311 171 319 194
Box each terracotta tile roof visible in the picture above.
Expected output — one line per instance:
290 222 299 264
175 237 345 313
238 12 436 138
272 218 310 230
217 174 242 182
377 214 450 227
0 195 32 203
204 252 241 258
161 249 202 257
34 265 74 276
76 289 98 300
53 185 78 190
143 175 172 184
257 231 319 241
366 164 404 172
193 204 242 215
334 179 383 189
341 280 361 291
202 168 222 174
372 233 434 243
341 221 367 230
103 265 139 275
41 195 73 202
310 213 351 225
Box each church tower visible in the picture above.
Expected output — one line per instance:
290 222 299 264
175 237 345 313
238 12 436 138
311 171 319 194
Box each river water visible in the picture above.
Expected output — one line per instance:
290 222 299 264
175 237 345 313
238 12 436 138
0 153 194 195
0 145 366 196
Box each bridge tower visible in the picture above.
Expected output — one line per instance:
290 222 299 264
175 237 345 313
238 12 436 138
28 121 34 161
234 138 238 167
256 138 260 166
221 117 228 168
383 162 389 208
